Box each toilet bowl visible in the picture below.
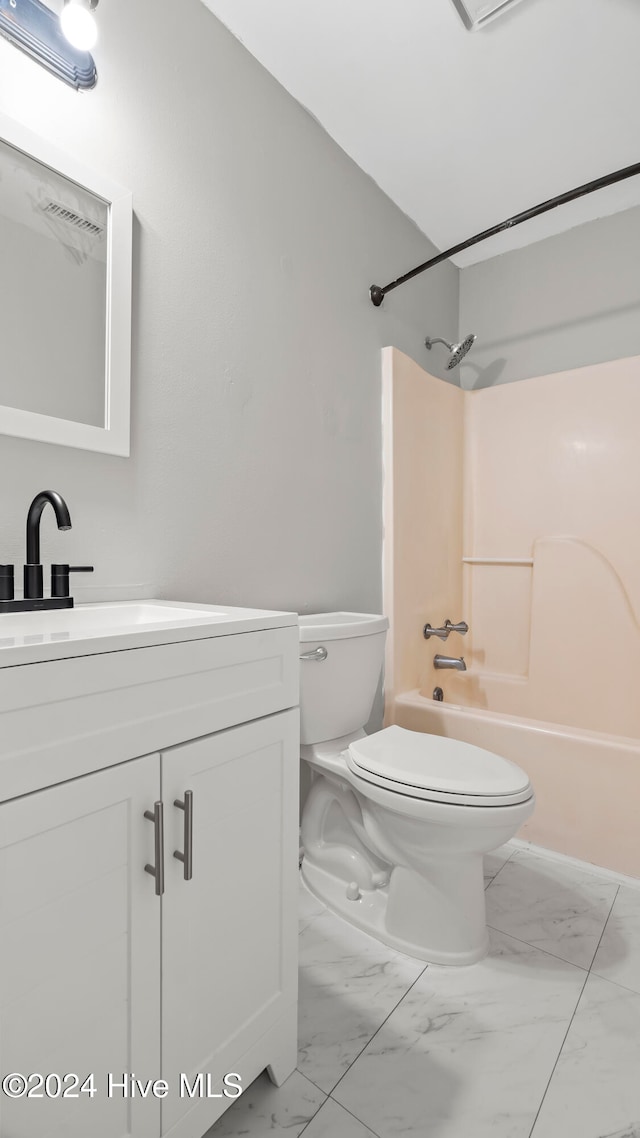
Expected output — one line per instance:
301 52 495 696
299 613 535 965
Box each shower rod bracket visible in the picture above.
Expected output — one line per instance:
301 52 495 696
369 160 640 307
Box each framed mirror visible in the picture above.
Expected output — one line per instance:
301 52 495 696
0 113 132 456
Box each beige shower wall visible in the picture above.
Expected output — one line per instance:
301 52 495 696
460 354 640 737
382 348 464 715
384 348 640 741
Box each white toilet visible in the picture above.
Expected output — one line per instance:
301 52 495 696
299 612 535 965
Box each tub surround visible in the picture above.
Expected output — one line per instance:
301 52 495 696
383 347 640 876
462 355 640 737
382 347 464 704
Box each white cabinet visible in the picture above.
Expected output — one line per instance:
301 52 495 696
0 618 299 1138
0 756 161 1138
161 711 299 1137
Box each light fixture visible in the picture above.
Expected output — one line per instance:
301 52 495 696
0 0 97 88
60 0 98 52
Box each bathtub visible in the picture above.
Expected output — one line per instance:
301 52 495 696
392 690 640 878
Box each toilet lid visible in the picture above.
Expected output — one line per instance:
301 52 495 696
346 725 533 806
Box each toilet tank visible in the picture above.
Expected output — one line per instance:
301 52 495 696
298 612 389 744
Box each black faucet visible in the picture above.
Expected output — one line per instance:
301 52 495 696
0 491 93 614
25 490 72 600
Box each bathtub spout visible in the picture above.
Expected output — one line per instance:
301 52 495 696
434 654 467 671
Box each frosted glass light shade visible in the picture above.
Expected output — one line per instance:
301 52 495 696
60 0 98 51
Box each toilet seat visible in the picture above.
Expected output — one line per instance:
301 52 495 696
346 725 533 808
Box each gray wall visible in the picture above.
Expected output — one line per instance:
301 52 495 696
0 0 458 614
458 205 640 388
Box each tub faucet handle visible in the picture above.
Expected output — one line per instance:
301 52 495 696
445 619 468 636
423 624 450 641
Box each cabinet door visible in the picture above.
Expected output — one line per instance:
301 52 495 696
0 756 161 1138
161 709 299 1137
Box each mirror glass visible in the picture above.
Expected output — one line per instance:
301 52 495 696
0 137 109 428
0 114 131 457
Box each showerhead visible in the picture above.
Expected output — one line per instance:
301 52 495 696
425 333 476 370
447 333 476 369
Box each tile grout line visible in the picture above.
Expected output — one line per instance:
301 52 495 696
587 884 620 975
298 1070 330 1097
328 1097 385 1138
525 968 591 1138
483 917 640 998
583 881 619 968
298 865 430 1115
484 848 516 889
525 883 620 1138
586 970 640 1000
325 961 429 1102
298 1093 385 1138
294 1070 384 1138
484 923 591 971
293 1070 330 1137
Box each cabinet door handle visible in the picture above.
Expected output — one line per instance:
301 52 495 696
144 801 165 896
173 790 193 881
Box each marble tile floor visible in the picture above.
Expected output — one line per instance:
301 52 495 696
208 844 640 1138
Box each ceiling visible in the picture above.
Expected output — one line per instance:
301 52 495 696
201 0 640 267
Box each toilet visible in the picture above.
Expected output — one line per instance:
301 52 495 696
299 612 535 965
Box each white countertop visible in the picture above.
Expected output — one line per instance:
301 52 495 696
0 599 298 667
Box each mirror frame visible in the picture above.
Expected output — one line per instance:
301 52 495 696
0 113 132 457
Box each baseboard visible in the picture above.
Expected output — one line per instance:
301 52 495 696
508 838 640 892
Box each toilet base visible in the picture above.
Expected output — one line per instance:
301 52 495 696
301 858 490 966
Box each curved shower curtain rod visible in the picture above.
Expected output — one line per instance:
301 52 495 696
369 160 640 307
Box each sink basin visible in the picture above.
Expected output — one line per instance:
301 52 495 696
0 602 227 636
0 599 296 667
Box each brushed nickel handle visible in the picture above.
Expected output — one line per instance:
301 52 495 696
423 623 450 641
300 646 328 661
144 801 165 896
173 790 193 881
445 619 469 635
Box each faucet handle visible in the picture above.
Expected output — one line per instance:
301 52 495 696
51 564 94 599
0 565 15 602
423 623 450 641
444 619 469 636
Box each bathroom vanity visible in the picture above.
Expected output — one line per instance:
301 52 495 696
0 600 300 1138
